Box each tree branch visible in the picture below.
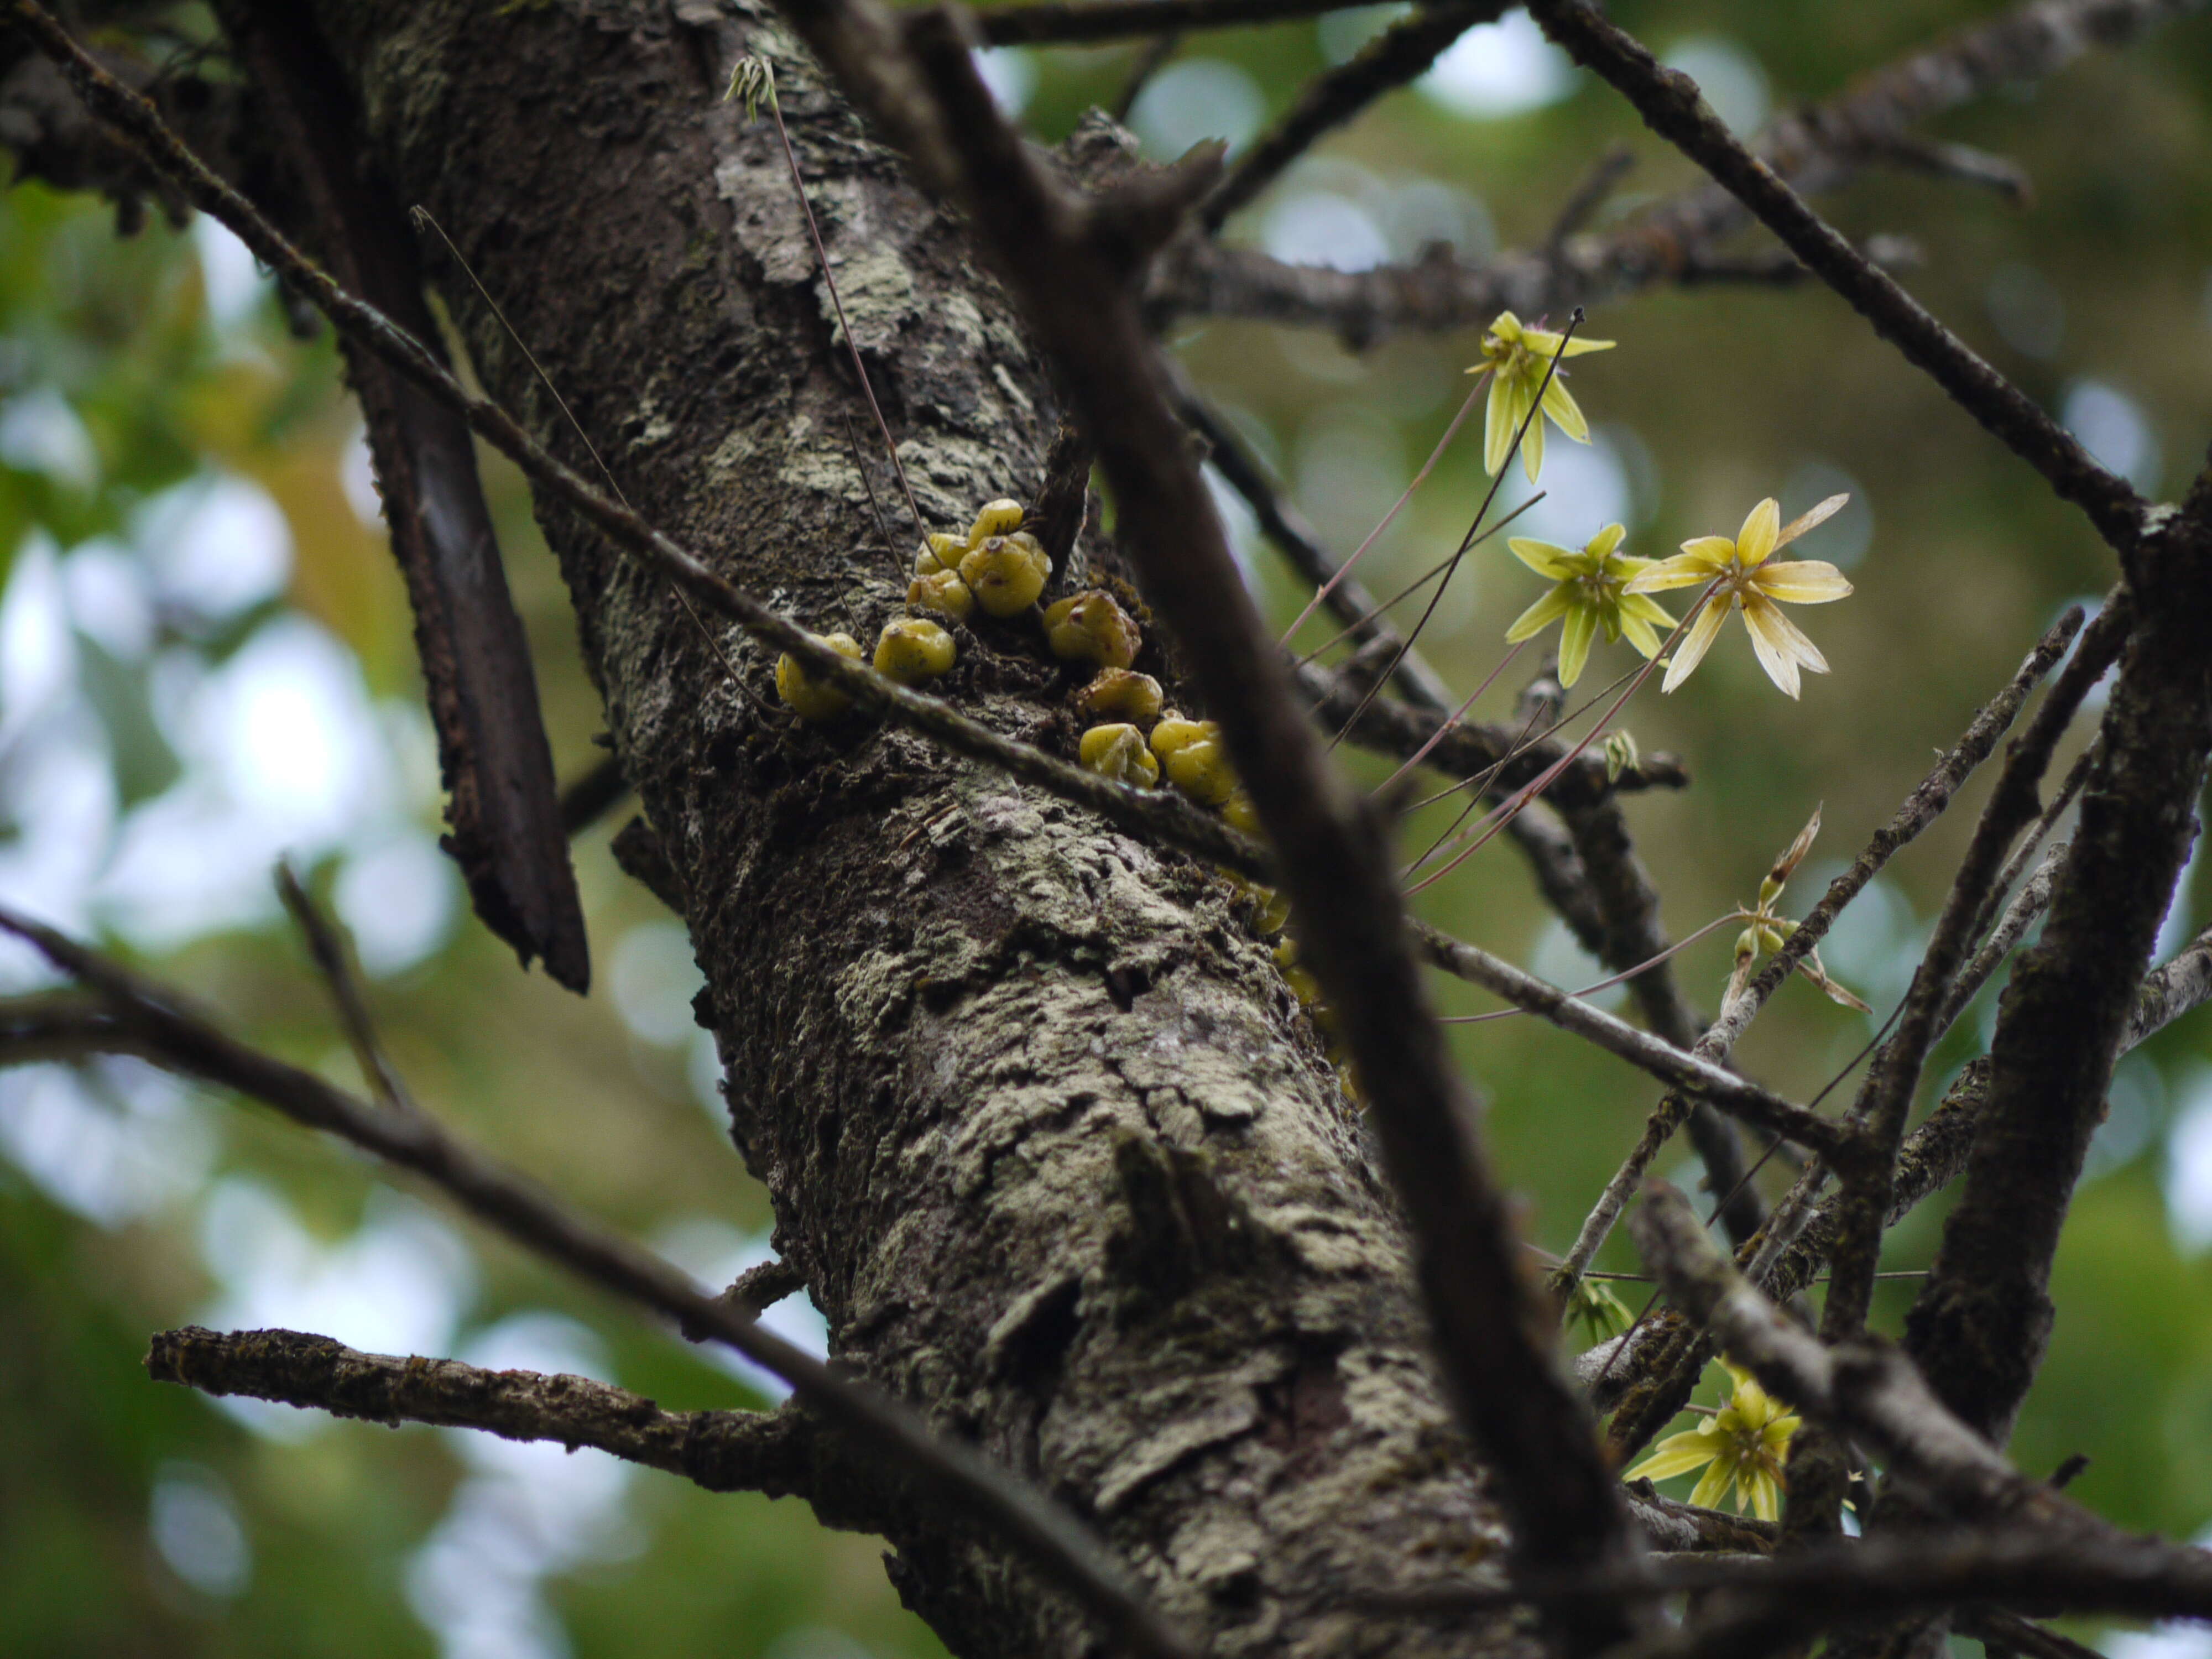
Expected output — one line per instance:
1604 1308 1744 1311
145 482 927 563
147 1325 828 1501
1597 901 2212 1441
1154 0 2201 349
1381 1525 2212 1631
1903 474 2212 1444
1408 921 1848 1156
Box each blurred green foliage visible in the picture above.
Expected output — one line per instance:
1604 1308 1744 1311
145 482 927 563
3 3 2210 1655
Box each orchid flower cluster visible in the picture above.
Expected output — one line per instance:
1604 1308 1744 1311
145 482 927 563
1472 311 1856 700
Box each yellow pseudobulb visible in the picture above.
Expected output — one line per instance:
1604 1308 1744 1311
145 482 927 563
1042 590 1142 670
873 618 957 686
775 632 863 722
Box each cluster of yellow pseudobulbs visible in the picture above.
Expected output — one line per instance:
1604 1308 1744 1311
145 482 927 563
771 494 1342 1094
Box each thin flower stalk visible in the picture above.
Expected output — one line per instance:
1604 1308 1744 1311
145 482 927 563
1371 640 1527 797
729 59 930 544
1438 910 1743 1024
1292 492 1546 669
1279 374 1486 644
1405 581 1720 896
1401 658 1643 823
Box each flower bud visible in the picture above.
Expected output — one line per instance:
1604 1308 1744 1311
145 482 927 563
1150 714 1236 806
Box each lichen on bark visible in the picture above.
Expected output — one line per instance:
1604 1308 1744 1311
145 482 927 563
300 2 1534 1655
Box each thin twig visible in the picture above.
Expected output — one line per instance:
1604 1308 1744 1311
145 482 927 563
977 0 1357 46
1201 0 1507 229
1549 609 2082 1298
148 1326 825 1500
559 754 632 838
1545 143 1636 257
1409 920 1849 1156
273 863 413 1115
1109 32 1181 124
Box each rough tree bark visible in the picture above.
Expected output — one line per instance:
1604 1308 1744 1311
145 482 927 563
294 3 1536 1656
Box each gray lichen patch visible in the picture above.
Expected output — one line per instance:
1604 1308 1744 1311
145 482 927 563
818 239 919 353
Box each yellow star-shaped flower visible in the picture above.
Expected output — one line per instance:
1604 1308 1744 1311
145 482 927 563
1469 310 1615 483
1503 521 1677 688
1625 495 1856 697
1625 1361 1802 1523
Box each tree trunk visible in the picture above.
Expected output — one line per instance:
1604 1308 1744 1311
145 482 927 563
299 3 1529 1654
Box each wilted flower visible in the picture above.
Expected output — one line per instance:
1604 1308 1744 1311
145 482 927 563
1626 1361 1801 1522
1625 495 1855 697
1727 806 1871 1013
1469 310 1614 483
1504 523 1676 688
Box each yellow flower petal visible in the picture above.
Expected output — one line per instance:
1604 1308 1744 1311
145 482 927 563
1489 310 1524 342
1688 1458 1736 1511
1519 325 1615 358
1626 550 1724 593
1539 374 1592 445
1558 602 1598 687
1740 595 1833 698
1661 594 1729 692
1620 591 1677 629
1775 492 1850 551
1749 591 1830 675
1752 559 1854 605
1505 583 1575 644
1587 522 1627 561
1749 1471 1781 1524
1625 1431 1721 1483
1520 401 1548 483
1738 498 1781 566
1740 593 1804 698
1482 371 1518 476
1619 610 1665 659
1509 537 1575 579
